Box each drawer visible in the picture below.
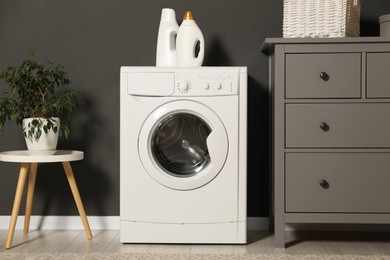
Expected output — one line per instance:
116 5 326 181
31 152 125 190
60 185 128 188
286 103 390 148
367 53 390 98
286 153 390 213
285 53 361 99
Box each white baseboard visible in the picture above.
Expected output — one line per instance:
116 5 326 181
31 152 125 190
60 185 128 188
0 216 269 231
0 216 120 230
2 215 387 232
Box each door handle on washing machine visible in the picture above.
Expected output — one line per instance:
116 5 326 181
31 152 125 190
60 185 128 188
206 131 228 168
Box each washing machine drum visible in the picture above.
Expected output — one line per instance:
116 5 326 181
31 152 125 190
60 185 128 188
151 113 211 177
138 100 228 190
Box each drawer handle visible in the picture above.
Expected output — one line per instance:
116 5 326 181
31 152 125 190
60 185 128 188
319 179 329 189
319 122 330 132
319 72 330 81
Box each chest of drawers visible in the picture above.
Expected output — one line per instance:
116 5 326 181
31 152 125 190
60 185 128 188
263 38 390 248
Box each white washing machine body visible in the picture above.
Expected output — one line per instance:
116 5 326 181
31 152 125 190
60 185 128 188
120 67 247 243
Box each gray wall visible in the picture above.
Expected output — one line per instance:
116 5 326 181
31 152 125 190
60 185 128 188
0 0 389 217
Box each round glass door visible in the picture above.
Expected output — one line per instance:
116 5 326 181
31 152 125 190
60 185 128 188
151 113 211 178
138 100 228 190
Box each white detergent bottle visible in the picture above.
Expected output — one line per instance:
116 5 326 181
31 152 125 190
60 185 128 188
176 11 205 67
156 8 179 67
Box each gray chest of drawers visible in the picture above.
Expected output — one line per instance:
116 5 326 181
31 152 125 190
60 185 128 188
263 38 390 248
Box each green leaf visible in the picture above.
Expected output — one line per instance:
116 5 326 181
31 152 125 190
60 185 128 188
32 119 39 127
36 129 42 139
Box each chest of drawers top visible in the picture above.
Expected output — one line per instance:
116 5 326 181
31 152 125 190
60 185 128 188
261 37 390 51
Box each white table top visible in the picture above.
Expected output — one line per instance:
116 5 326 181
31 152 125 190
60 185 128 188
0 150 84 163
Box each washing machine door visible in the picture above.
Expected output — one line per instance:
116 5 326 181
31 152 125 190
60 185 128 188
138 100 228 190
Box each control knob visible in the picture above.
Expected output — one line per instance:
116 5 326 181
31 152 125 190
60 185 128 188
214 83 222 90
179 81 191 92
201 83 210 90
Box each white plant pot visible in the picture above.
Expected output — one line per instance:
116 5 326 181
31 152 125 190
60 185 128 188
22 117 60 151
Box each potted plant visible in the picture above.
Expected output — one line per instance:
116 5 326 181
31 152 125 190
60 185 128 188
0 54 83 151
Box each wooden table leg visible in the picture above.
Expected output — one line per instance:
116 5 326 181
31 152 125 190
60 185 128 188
24 163 38 234
6 163 29 249
62 161 93 240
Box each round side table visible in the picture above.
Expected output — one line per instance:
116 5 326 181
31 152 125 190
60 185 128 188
0 150 93 249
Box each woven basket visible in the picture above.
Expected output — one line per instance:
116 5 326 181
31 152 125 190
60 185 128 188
283 0 361 38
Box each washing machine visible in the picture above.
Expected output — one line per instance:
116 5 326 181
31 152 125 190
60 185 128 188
120 66 247 244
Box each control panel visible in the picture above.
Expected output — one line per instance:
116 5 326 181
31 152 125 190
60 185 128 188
174 70 238 96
